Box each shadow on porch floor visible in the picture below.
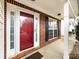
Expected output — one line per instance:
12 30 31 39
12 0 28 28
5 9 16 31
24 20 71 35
21 39 64 59
25 52 43 59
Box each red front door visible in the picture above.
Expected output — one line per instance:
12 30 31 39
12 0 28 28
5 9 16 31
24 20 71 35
20 12 34 51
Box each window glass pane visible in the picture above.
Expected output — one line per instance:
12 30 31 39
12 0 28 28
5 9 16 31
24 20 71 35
53 21 57 29
48 19 54 39
48 30 53 39
54 30 58 37
10 34 14 41
10 42 14 49
53 20 58 37
10 27 14 33
10 11 14 49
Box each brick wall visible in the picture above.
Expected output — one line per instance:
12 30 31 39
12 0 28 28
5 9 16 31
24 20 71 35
40 14 46 46
40 14 60 47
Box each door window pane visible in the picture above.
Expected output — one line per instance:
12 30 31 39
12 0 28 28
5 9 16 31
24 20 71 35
10 11 14 49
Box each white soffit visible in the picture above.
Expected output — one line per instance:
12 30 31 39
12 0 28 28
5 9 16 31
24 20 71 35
15 0 64 19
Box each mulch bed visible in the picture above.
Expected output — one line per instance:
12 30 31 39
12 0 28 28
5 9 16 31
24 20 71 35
69 41 79 59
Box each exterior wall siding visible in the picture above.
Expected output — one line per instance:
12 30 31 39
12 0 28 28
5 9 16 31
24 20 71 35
0 0 4 59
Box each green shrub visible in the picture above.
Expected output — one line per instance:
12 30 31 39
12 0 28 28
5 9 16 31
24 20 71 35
75 22 79 41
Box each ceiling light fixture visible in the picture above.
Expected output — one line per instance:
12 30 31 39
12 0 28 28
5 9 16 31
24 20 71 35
31 0 36 1
57 13 61 16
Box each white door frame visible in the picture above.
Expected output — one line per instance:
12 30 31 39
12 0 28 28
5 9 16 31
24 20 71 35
6 3 40 59
6 3 17 58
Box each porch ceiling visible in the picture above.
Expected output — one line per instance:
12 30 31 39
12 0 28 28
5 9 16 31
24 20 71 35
15 0 78 19
69 0 78 18
34 0 64 19
15 0 64 19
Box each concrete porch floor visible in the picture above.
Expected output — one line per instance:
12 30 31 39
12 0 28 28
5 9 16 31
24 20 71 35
21 39 64 59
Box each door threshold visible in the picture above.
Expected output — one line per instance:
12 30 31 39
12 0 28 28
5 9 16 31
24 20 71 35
19 47 35 53
20 50 39 59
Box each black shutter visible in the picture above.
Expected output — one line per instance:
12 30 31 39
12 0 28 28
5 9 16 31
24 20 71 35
45 17 49 41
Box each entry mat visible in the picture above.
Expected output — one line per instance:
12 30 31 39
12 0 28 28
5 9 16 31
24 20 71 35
25 52 43 59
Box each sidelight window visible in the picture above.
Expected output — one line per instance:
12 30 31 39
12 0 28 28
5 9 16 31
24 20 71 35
10 11 14 49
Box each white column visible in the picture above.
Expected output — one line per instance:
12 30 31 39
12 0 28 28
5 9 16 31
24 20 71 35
0 0 4 59
64 1 69 59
